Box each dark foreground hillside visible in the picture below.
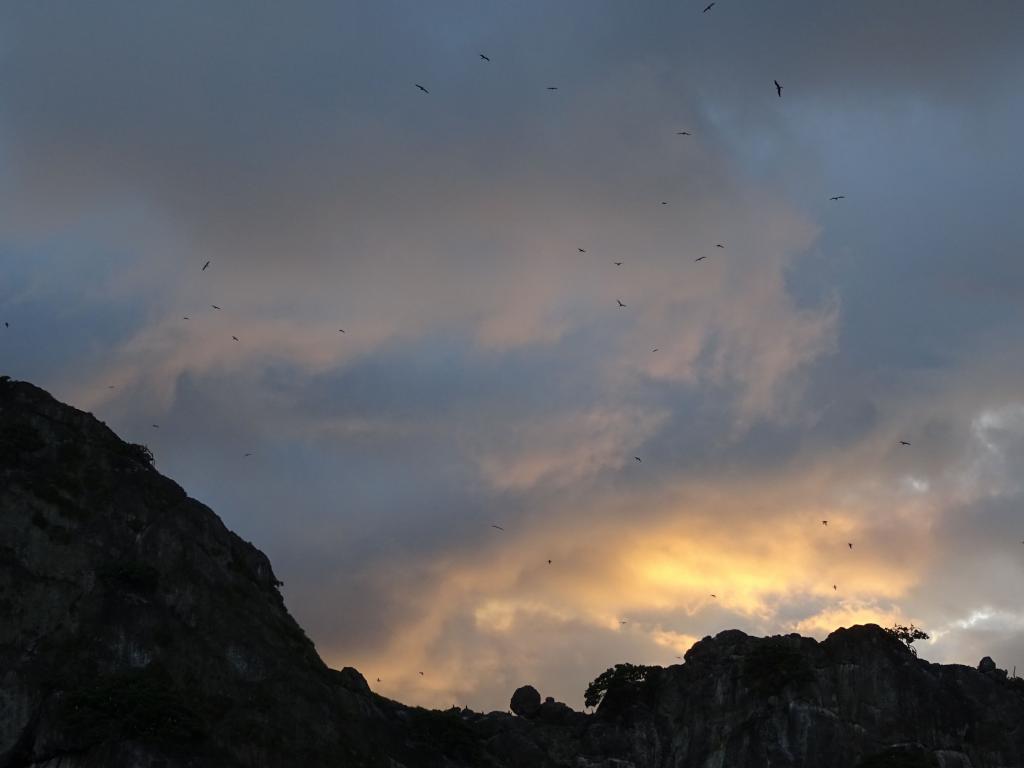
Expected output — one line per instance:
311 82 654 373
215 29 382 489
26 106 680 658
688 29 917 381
2 375 1023 768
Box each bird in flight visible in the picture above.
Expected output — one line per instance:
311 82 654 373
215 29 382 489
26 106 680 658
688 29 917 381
617 299 627 307
677 131 692 136
578 247 586 253
183 316 190 320
3 321 8 327
821 520 828 526
414 84 429 94
695 256 707 262
715 244 724 248
620 620 628 625
479 53 490 62
848 542 853 549
202 260 210 271
703 2 715 12
547 559 552 565
830 196 846 201
419 671 424 676
338 329 345 333
491 524 505 531
613 261 623 266
710 594 717 598
232 336 239 341
661 201 668 205
651 348 658 352
634 456 642 463
152 424 160 428
211 305 221 310
899 440 911 446
833 584 837 591
244 453 253 457
546 86 558 90
774 79 783 97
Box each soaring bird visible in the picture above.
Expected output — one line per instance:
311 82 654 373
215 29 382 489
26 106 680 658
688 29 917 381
578 247 586 253
479 53 490 62
617 299 627 307
183 316 190 320
695 256 707 262
546 86 558 90
661 201 668 205
634 456 642 463
715 243 724 248
651 348 658 352
830 195 846 201
833 584 837 591
677 131 692 135
3 321 8 327
419 671 424 676
620 620 628 625
774 79 783 97
232 336 239 341
202 260 210 271
710 594 717 598
703 2 715 12
338 329 345 333
244 453 253 457
152 424 160 428
211 305 221 310
491 524 505 531
613 261 623 266
415 83 429 94
547 559 552 565
821 520 828 526
899 440 911 446
848 542 853 549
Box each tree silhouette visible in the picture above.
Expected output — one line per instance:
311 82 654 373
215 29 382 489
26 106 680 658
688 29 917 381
883 623 929 656
584 663 653 709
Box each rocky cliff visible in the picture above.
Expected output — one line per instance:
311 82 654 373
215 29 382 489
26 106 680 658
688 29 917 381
2 375 1023 768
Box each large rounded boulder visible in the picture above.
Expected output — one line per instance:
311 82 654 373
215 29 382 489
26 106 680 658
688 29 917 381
510 685 542 718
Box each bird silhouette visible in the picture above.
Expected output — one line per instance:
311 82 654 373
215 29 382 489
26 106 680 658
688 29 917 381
183 316 190 320
634 456 642 463
620 620 628 625
695 256 707 262
152 424 160 428
547 559 552 564
3 322 8 327
419 671 424 676
774 79 783 97
414 84 429 94
578 247 586 253
821 520 828 526
339 329 345 333
830 195 846 201
848 542 853 549
703 2 715 12
833 584 837 591
479 53 490 62
546 86 558 90
244 453 253 457
613 261 623 266
715 243 724 248
677 131 692 135
202 260 210 271
661 201 668 205
617 299 627 307
710 593 717 598
899 441 911 446
491 524 505 531
232 336 239 341
211 305 221 310
651 348 658 352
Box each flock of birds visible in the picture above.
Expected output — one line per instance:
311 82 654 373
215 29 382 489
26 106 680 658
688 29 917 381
5 2 1009 696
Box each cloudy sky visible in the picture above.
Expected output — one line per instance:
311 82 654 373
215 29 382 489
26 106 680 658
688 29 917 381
3 1 1024 710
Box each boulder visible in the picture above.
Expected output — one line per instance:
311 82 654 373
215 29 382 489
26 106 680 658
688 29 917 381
510 684 542 718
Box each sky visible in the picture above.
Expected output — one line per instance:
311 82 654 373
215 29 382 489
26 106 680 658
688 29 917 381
3 1 1024 710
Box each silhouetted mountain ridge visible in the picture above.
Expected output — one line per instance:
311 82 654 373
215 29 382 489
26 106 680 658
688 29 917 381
2 376 1023 767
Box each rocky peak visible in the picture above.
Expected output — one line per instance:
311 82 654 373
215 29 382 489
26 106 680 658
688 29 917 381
3 376 1024 768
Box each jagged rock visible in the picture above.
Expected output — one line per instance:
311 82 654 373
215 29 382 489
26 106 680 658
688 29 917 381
510 685 542 718
3 376 1024 768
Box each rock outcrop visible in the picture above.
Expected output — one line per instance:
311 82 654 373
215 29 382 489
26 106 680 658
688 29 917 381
3 375 1024 768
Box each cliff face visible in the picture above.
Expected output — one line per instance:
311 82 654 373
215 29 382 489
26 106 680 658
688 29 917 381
2 375 1023 768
